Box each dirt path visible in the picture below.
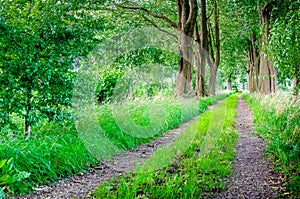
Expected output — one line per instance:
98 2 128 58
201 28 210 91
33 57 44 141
208 96 285 199
17 101 223 199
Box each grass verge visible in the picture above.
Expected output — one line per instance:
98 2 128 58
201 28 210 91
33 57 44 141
243 92 300 197
93 94 238 198
0 93 232 196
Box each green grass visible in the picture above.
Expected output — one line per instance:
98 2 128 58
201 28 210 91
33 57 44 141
243 92 300 197
93 94 238 198
96 94 231 151
0 93 232 196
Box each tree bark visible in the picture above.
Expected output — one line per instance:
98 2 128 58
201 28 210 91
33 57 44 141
227 75 232 91
208 0 220 96
195 0 208 97
194 23 206 97
24 86 32 137
293 65 299 100
258 2 276 95
176 0 198 97
248 32 260 93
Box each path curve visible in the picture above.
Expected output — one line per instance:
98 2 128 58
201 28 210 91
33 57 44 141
209 96 285 199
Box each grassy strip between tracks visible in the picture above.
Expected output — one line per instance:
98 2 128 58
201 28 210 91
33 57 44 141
93 94 238 198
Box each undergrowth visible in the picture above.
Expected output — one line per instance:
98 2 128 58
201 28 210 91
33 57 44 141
93 94 238 198
0 93 231 196
243 92 300 197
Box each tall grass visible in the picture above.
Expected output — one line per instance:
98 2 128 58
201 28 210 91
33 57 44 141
243 92 300 196
93 94 238 198
0 93 231 196
0 122 97 195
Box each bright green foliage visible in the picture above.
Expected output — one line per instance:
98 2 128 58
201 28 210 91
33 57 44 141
93 94 238 198
0 158 30 197
219 0 259 84
96 67 123 103
244 93 300 196
0 0 104 130
269 2 300 91
95 48 178 102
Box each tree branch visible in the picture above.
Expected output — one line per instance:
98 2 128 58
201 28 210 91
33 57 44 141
114 3 177 29
207 7 214 20
142 15 177 39
186 0 198 29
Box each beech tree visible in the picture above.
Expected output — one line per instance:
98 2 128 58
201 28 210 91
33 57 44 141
194 0 208 97
220 0 299 96
207 0 220 96
176 0 198 96
115 0 198 97
258 2 276 94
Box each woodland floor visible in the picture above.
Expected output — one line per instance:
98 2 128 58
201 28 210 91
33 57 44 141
16 97 286 199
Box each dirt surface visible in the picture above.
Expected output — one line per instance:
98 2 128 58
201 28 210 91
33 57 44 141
207 97 285 199
16 101 222 199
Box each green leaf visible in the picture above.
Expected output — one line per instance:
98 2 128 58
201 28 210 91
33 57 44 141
0 175 9 184
16 171 31 182
0 160 6 169
0 188 5 199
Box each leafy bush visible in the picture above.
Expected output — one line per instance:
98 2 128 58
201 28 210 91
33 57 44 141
96 68 123 103
0 158 30 198
243 92 300 196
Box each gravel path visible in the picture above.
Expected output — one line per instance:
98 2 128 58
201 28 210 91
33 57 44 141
208 96 285 199
17 101 223 199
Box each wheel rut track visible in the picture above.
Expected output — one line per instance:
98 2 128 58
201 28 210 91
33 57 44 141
17 97 285 199
208 96 285 199
17 100 223 199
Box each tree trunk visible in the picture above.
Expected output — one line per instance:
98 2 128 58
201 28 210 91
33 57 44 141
24 87 32 137
176 0 198 97
248 33 260 93
208 0 220 96
194 0 208 97
247 32 259 93
294 76 299 99
227 77 232 91
293 65 299 100
258 3 276 95
209 65 217 94
194 24 206 97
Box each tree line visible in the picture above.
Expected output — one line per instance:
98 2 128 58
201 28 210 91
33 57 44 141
0 0 299 134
